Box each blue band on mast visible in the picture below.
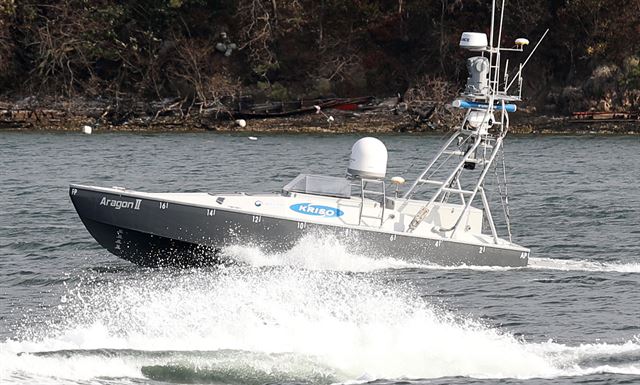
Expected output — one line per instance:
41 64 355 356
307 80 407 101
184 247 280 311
452 99 517 112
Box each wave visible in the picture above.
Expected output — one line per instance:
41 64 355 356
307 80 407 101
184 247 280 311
10 349 339 385
221 232 530 272
222 233 640 273
139 350 338 385
221 233 427 272
528 257 640 273
2 266 639 384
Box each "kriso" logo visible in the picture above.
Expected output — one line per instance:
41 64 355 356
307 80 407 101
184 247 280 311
289 203 343 218
100 197 141 210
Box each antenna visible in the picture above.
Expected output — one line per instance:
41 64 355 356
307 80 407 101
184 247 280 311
504 29 550 94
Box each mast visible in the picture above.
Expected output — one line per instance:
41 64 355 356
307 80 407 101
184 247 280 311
401 0 546 242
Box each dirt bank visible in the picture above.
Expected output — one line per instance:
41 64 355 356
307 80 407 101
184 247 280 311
1 99 638 134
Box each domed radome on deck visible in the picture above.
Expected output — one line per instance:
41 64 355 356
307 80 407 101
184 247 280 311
347 137 387 179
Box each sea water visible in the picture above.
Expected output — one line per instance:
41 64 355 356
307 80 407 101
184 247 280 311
0 132 638 384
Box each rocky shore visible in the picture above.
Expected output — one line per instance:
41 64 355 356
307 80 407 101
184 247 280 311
1 98 638 135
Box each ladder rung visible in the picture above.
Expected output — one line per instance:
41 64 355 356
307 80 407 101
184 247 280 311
443 150 465 156
442 187 474 195
362 190 385 195
419 179 444 186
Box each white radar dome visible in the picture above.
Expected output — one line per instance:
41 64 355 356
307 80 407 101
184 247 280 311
459 32 488 51
347 137 387 179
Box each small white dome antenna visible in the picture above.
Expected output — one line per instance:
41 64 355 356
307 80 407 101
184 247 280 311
347 137 388 180
504 29 549 94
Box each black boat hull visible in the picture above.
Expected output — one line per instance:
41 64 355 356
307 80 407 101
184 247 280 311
69 185 529 267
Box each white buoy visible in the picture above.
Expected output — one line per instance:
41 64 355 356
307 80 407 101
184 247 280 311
82 125 92 134
314 105 321 114
248 136 258 141
235 119 247 128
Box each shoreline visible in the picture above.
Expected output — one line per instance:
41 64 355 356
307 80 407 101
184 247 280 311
1 100 638 135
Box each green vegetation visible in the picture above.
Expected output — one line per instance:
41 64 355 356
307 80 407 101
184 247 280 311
0 0 638 113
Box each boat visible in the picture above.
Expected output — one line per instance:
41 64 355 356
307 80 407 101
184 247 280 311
70 1 545 267
232 96 375 119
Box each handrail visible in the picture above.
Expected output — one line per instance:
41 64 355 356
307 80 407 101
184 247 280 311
440 137 503 236
358 179 386 226
402 131 460 199
407 134 483 232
